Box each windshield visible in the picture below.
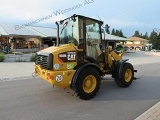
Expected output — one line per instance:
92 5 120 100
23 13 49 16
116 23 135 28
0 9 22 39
59 17 79 45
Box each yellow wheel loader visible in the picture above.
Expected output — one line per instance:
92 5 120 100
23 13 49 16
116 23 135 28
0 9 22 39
35 14 137 100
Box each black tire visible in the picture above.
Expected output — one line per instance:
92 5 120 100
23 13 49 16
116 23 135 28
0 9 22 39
114 63 134 88
75 67 101 100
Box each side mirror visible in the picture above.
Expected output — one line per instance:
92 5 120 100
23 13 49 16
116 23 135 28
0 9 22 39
105 24 110 33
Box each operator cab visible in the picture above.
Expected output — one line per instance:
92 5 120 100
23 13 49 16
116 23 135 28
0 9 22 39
56 14 103 61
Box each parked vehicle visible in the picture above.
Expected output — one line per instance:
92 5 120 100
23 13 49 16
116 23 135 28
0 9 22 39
151 49 157 52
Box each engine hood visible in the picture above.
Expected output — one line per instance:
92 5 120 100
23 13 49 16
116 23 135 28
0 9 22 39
37 44 78 56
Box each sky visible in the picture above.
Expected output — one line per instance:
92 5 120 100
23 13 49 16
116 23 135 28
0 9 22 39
0 0 160 37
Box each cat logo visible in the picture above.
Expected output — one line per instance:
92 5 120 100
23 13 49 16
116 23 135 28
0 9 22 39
58 51 76 62
67 52 76 61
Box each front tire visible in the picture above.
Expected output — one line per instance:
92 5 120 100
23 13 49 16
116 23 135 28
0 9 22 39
114 63 134 88
75 67 101 100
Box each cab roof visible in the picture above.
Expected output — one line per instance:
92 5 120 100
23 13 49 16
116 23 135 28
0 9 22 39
59 14 104 25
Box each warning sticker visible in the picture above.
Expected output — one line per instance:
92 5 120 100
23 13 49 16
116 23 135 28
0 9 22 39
55 75 63 82
54 64 60 69
67 64 74 69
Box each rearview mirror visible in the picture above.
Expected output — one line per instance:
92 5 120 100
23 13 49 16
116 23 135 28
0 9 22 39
105 24 110 33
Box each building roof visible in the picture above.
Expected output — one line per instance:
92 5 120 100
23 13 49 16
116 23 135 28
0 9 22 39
0 24 39 37
0 24 56 38
29 26 57 38
0 25 8 36
103 34 128 41
0 23 128 42
87 32 128 41
128 36 149 41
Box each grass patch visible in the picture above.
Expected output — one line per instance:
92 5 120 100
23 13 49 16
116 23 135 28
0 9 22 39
30 54 36 62
0 52 5 62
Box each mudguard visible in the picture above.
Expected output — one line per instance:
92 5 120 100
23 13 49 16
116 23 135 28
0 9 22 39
112 59 129 78
118 59 129 78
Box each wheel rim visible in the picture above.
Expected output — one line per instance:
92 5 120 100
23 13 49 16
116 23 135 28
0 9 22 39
124 69 132 82
83 75 97 93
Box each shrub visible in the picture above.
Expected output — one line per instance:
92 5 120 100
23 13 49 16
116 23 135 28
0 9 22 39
0 52 5 62
30 54 36 62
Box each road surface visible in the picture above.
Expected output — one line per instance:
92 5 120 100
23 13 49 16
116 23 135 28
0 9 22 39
0 62 160 120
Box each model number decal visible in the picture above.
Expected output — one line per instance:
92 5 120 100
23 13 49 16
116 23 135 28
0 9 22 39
58 51 76 62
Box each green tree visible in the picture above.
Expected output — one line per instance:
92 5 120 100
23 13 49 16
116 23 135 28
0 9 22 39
111 28 115 35
157 32 160 49
111 28 125 38
149 30 158 49
143 32 149 39
119 30 124 37
115 30 120 36
133 30 140 37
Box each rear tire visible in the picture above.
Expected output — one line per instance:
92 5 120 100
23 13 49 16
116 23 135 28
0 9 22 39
75 67 101 100
114 63 134 88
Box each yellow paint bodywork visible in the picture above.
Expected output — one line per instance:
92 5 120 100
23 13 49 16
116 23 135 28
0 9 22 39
35 44 79 88
104 48 124 68
39 44 78 56
110 51 122 61
35 65 76 88
35 43 125 89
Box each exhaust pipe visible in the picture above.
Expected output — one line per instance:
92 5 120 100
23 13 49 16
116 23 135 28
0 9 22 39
55 22 59 46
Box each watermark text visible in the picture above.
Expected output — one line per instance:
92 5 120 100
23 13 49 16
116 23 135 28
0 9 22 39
15 0 94 30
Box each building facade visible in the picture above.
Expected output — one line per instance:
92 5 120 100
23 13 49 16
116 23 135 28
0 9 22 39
0 24 129 54
124 36 152 51
0 24 56 53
